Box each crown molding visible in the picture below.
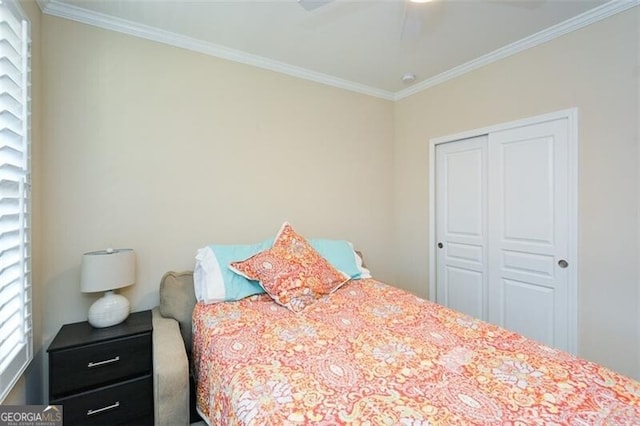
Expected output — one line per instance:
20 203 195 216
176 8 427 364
38 0 637 102
38 0 395 101
394 0 640 101
35 0 49 12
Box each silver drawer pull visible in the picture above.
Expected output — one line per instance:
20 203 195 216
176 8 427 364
87 356 120 368
87 401 120 416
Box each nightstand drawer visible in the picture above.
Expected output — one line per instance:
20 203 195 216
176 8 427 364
52 375 153 426
49 333 151 397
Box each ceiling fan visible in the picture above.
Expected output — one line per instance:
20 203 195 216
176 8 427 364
298 0 545 40
297 0 442 41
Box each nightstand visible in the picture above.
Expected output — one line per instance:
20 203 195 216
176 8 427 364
47 310 154 425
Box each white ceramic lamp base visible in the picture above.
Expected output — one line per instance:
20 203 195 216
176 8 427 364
88 290 130 328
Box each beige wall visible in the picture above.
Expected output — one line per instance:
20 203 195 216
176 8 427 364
39 13 395 390
394 8 639 379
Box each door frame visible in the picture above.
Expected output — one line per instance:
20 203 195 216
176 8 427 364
428 108 579 354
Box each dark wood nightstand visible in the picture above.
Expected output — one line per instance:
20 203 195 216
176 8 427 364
47 310 154 425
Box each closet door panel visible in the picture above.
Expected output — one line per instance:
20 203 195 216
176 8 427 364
488 118 569 350
435 136 488 320
444 266 484 320
502 279 555 344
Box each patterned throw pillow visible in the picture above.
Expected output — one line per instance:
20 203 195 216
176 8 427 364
229 223 350 312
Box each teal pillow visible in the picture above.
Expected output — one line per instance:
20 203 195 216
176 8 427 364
309 239 370 280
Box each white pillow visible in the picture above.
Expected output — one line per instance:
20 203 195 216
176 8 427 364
194 240 272 304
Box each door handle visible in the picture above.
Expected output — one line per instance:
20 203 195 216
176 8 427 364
558 259 569 268
437 242 443 249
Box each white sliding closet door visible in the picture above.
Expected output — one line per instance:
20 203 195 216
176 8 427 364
435 136 488 320
434 114 575 352
487 119 570 350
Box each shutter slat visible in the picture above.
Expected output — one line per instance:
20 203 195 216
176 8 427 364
0 290 20 321
0 164 25 180
0 196 19 209
0 71 22 99
0 334 22 365
0 126 23 141
0 8 23 38
0 325 22 367
0 317 21 342
0 268 23 294
0 276 19 301
0 21 21 53
0 179 19 196
0 111 23 136
0 243 21 264
0 223 20 240
0 40 20 64
0 92 22 120
0 275 20 295
0 246 21 261
0 143 23 167
0 127 26 152
0 43 19 72
0 60 22 88
1 132 24 151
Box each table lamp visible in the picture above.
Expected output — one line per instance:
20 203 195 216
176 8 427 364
81 248 136 328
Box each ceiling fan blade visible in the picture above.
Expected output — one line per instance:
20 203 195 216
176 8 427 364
400 0 446 41
485 0 546 10
401 2 423 40
299 1 378 31
298 0 334 12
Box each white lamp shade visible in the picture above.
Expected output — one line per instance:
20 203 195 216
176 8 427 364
81 249 136 328
81 248 136 293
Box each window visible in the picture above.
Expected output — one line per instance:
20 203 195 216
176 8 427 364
0 0 31 402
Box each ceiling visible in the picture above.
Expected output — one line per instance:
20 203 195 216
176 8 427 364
38 0 626 99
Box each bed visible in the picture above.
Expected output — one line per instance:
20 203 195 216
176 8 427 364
152 222 639 425
192 277 640 425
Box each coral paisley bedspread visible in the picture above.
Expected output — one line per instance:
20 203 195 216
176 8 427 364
193 279 640 425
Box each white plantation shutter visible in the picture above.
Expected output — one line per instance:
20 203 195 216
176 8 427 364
0 0 31 402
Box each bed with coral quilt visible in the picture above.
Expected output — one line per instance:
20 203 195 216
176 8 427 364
192 278 640 425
